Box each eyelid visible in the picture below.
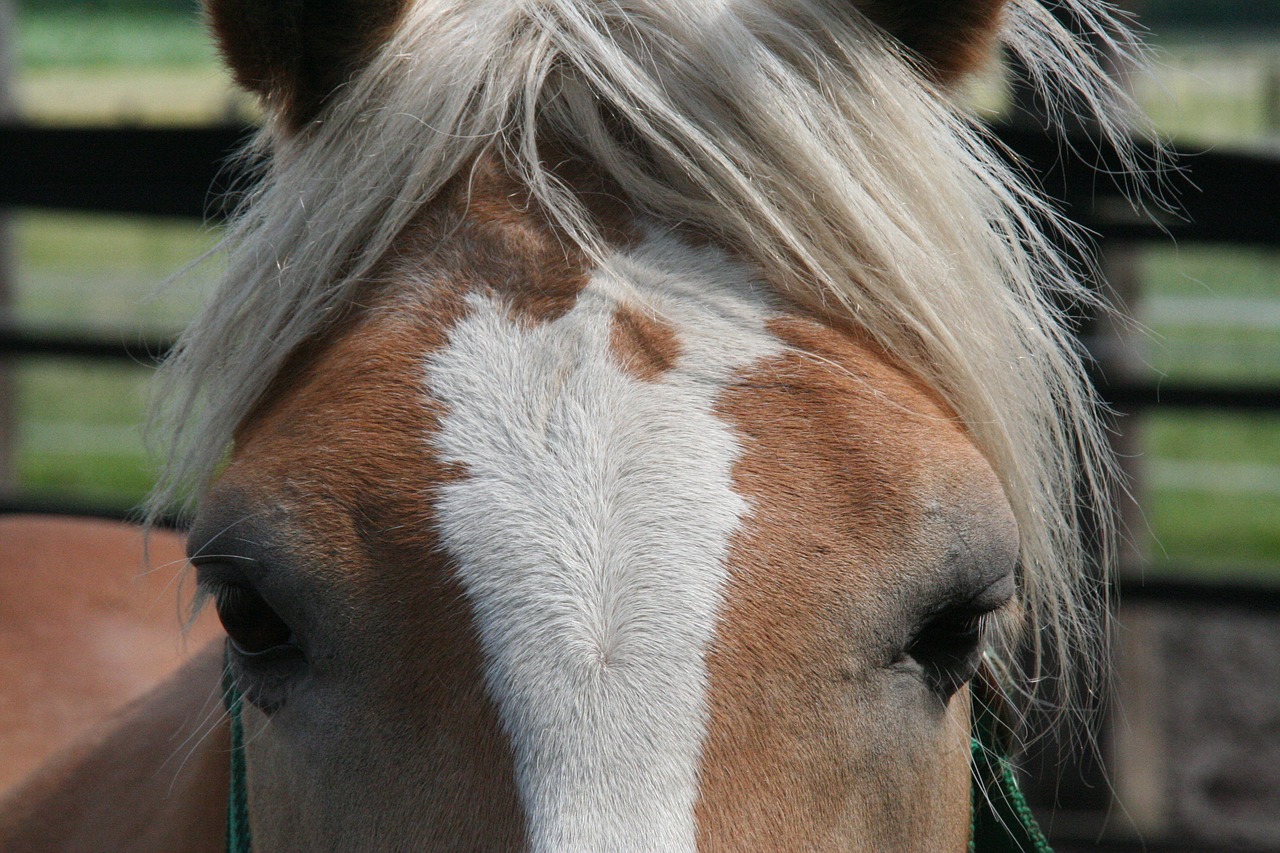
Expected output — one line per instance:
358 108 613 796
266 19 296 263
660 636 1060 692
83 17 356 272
190 555 260 598
957 572 1016 613
917 583 1007 623
191 552 316 645
196 573 243 603
189 552 258 568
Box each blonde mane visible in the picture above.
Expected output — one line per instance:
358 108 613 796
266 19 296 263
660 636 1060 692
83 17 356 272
153 0 1146 722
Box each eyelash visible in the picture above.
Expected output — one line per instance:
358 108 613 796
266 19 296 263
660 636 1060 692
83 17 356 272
904 603 1001 698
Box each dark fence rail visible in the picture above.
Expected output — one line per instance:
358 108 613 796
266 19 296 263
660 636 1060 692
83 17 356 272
1140 1 1280 32
1052 840 1280 853
1092 372 1280 413
0 324 171 363
4 123 1280 242
0 124 247 218
994 125 1280 249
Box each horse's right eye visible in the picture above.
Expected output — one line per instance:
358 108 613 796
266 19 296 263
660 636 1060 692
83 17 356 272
902 572 1015 700
212 581 297 657
193 559 307 713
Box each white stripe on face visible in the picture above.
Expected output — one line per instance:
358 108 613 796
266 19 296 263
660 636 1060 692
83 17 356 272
424 230 780 851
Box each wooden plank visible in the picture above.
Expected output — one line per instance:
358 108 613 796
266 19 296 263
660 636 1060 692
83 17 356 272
0 125 250 218
993 126 1280 248
0 124 1276 246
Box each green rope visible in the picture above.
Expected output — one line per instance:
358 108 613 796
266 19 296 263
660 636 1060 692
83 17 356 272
969 701 1053 853
221 648 253 853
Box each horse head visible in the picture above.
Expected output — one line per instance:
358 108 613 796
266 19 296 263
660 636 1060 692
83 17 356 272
166 0 1127 847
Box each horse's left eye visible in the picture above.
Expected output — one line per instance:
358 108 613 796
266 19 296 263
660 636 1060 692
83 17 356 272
906 606 991 699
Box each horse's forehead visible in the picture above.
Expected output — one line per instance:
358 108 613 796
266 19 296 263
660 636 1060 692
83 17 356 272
219 232 1007 846
226 228 1012 588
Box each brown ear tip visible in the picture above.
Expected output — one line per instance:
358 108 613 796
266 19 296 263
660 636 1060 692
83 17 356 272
202 0 408 130
927 31 1005 87
862 0 1009 84
204 1 294 98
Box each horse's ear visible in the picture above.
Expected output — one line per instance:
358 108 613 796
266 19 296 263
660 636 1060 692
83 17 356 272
858 0 1008 84
204 0 407 129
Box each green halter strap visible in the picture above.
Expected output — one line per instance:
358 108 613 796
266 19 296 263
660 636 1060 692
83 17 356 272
221 655 1050 853
222 651 252 853
969 702 1053 852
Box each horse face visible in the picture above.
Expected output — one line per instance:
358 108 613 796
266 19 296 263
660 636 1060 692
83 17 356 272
188 0 1038 847
188 177 1019 850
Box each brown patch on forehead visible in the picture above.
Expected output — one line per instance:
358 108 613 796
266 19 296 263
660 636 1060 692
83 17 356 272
449 158 589 324
609 304 681 382
694 316 995 850
391 148 638 326
236 148 638 440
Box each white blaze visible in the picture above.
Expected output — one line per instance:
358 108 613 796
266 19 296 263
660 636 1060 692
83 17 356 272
425 231 780 851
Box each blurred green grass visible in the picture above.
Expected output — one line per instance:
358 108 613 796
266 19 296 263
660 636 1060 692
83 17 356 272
13 4 249 124
15 362 159 504
1139 246 1280 385
1147 490 1280 574
17 9 218 70
1135 39 1280 149
1145 412 1280 578
1134 242 1280 579
9 213 217 509
15 212 218 331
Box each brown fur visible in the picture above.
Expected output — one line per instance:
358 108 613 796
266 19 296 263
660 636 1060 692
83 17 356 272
388 150 636 322
859 0 1009 83
204 0 409 129
419 156 595 325
694 316 1016 850
234 150 622 438
0 516 220 795
609 304 681 382
0 642 228 852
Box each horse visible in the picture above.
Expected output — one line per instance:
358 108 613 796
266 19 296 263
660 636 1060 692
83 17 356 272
0 515 220 795
0 0 1140 848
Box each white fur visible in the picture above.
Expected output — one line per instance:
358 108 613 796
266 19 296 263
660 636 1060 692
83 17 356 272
424 231 779 850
